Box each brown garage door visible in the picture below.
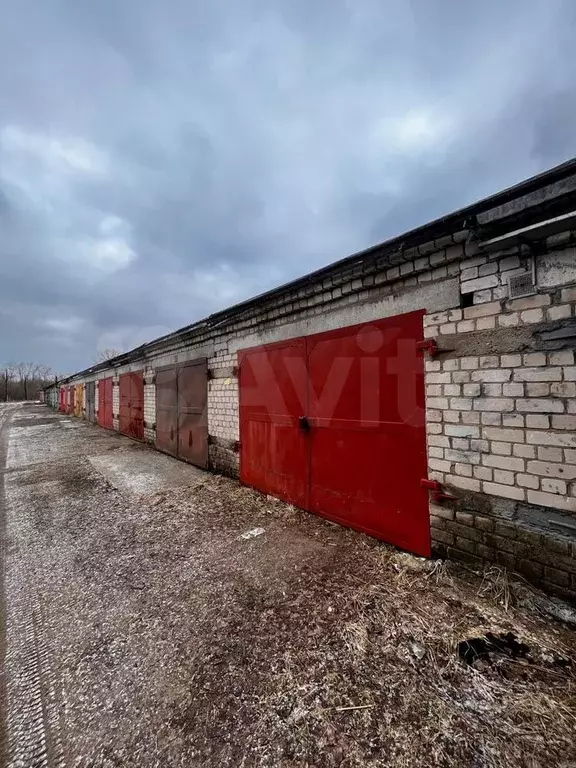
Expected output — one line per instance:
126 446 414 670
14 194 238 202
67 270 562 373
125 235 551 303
119 371 144 441
156 366 178 457
156 359 208 468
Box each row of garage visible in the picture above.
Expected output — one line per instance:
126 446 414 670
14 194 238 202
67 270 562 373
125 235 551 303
60 378 113 429
42 158 576 596
58 360 211 471
51 312 431 558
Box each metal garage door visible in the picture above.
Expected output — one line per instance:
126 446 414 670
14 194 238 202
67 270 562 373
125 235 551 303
238 310 430 557
60 387 66 412
238 339 308 509
75 384 84 418
156 367 178 457
156 359 208 468
119 372 144 440
85 381 96 422
68 386 75 415
98 377 114 430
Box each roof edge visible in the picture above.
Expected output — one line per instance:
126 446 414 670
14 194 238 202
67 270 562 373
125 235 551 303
58 156 576 384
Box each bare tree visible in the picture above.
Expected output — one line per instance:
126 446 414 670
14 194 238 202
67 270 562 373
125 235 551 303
5 362 55 401
36 363 53 379
2 363 15 402
95 348 121 363
14 362 32 400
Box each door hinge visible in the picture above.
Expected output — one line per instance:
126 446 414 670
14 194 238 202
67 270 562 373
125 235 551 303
421 478 457 503
416 339 438 357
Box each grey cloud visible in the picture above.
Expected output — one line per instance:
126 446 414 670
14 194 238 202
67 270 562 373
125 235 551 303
0 0 575 372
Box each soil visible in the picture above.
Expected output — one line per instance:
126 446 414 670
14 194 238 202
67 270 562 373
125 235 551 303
1 403 575 767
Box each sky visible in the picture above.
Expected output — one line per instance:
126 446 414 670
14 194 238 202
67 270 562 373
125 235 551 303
1 0 575 374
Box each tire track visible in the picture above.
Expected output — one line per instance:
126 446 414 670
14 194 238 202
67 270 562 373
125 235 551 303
1 404 66 768
0 403 18 768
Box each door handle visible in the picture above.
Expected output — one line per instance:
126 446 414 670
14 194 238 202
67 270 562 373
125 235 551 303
299 416 311 433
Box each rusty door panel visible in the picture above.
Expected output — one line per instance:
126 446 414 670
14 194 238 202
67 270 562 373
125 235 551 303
118 375 127 435
60 387 66 412
156 367 178 457
119 372 144 441
131 373 144 440
85 381 96 423
68 386 75 415
75 384 84 418
154 360 208 468
119 375 129 436
177 361 208 468
98 377 114 430
238 310 430 557
239 339 309 509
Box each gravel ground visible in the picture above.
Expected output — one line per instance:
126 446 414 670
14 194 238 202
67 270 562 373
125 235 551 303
1 402 575 767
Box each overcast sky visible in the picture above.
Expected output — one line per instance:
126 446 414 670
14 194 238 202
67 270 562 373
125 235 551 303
1 0 575 373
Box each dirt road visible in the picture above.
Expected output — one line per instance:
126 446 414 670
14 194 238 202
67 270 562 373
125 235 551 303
1 403 575 767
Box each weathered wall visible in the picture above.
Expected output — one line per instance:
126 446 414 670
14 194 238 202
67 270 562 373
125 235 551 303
420 238 576 598
143 368 156 443
203 234 468 473
112 372 120 430
54 215 576 598
201 230 576 596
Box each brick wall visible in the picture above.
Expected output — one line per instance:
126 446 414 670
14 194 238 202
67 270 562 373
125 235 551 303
207 352 240 475
430 504 576 592
426 349 576 506
143 368 156 443
112 374 120 430
59 214 576 597
422 235 576 598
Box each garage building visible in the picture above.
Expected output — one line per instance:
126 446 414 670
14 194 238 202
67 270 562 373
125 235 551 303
45 158 576 598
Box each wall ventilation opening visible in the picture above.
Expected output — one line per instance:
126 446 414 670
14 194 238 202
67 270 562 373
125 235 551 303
508 271 536 300
460 292 475 309
507 253 537 300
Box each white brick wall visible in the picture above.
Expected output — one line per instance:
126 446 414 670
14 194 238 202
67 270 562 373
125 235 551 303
60 225 576 522
207 353 239 442
143 370 156 443
112 375 120 425
425 349 576 512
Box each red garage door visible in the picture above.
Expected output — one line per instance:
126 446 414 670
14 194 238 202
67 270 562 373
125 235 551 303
239 310 430 557
119 372 144 441
156 360 208 468
98 377 114 430
239 338 309 509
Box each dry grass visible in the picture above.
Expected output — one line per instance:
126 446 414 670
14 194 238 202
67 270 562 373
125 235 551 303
129 478 576 767
11 430 576 768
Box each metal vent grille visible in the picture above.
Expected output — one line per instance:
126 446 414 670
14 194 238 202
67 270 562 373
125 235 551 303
508 271 536 300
